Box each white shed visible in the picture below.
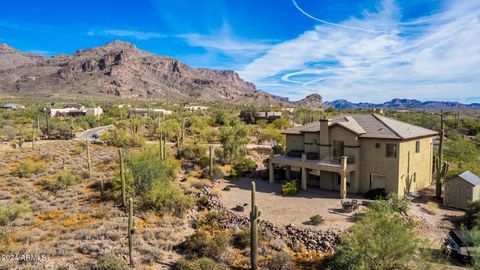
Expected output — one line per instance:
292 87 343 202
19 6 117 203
444 171 480 210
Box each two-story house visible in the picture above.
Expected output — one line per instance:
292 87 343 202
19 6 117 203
269 114 438 198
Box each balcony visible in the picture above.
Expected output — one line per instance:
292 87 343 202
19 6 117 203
272 152 356 173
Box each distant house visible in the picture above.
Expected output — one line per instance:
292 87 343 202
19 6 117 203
51 105 103 118
444 171 480 209
0 103 17 110
129 108 172 117
185 105 209 112
240 110 282 123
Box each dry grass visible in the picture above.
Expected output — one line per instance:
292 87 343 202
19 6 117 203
425 201 440 215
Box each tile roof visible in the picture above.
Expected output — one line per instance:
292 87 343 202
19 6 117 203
283 114 438 140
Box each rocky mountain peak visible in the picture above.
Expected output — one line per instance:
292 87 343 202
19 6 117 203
294 93 325 108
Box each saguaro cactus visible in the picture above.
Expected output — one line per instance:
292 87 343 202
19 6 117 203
128 197 136 268
435 112 449 198
119 148 127 208
209 145 213 177
181 118 185 144
44 107 50 136
32 121 36 150
250 181 261 270
85 141 92 174
159 131 165 160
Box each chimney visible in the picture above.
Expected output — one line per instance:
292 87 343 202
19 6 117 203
319 119 331 159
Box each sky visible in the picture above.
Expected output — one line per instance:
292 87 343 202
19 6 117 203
0 0 479 103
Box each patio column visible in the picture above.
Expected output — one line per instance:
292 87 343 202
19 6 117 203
340 156 348 199
285 166 291 180
269 150 274 183
301 153 307 190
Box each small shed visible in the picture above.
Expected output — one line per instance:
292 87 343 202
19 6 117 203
444 171 480 209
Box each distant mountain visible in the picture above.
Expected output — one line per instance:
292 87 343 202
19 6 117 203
325 98 480 110
0 41 287 104
293 93 325 108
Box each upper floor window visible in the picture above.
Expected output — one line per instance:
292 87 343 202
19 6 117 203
333 140 345 159
386 144 397 158
375 142 381 148
415 140 420 153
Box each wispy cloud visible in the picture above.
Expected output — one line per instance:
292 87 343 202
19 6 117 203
87 29 166 40
240 0 480 102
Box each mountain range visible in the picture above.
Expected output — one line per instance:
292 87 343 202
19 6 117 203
0 41 287 104
325 98 480 110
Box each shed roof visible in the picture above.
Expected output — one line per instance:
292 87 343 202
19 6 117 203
451 171 480 186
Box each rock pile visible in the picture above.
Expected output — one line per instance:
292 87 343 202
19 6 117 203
198 185 339 253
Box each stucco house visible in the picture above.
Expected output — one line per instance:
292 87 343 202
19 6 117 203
50 105 103 118
269 114 438 198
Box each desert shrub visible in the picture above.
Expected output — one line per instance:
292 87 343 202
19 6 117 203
265 251 295 270
41 169 79 192
176 257 228 270
179 143 206 162
220 120 250 164
112 146 194 217
460 200 480 229
232 228 250 249
79 169 91 179
17 160 46 177
425 201 439 215
272 144 286 155
282 180 299 196
233 157 257 176
182 229 232 260
198 157 210 169
191 179 211 190
0 200 31 226
309 215 325 226
102 129 145 147
96 253 128 270
196 210 224 229
201 166 224 180
197 195 210 210
327 207 421 270
364 188 387 200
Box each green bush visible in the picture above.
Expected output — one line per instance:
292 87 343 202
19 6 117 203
232 228 250 249
0 200 30 226
233 157 257 176
364 188 387 200
96 253 128 270
266 251 295 270
282 180 299 196
460 200 480 229
309 215 325 226
176 257 228 270
182 229 231 260
179 143 206 162
41 169 79 192
201 166 224 180
17 160 46 177
102 129 145 147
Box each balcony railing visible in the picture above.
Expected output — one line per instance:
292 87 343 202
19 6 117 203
285 151 356 164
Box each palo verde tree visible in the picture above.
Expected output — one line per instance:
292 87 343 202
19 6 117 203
219 120 250 164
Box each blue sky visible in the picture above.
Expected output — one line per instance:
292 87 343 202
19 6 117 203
1 0 479 103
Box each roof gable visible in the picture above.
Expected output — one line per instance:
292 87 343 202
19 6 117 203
456 171 480 186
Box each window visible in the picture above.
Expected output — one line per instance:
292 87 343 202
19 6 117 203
415 140 420 153
375 142 381 148
386 144 397 158
333 140 344 159
413 172 416 182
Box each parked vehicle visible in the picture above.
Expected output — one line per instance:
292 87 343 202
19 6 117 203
443 229 475 264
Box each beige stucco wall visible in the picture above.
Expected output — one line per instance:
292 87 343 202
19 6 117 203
359 139 400 194
304 132 320 154
397 137 434 195
286 134 304 153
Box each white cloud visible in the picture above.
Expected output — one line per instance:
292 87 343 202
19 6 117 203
239 0 480 102
87 29 166 40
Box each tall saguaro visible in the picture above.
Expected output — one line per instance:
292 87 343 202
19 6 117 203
119 148 127 208
435 111 449 198
250 182 261 270
128 197 136 268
